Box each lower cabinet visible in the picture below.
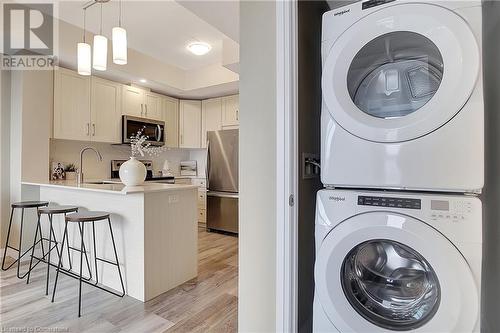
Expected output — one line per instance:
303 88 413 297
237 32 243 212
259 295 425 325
176 177 207 226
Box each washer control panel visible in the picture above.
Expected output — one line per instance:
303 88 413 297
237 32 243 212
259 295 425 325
429 199 473 222
362 0 396 10
358 196 421 210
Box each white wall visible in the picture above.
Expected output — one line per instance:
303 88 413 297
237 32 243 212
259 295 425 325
2 70 52 250
239 1 277 332
0 69 12 245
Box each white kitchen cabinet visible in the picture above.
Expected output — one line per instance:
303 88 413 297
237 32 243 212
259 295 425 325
122 85 145 117
163 96 179 148
53 67 91 141
122 86 163 120
179 100 202 148
90 77 122 143
201 97 222 148
144 92 163 120
222 94 239 127
54 68 122 143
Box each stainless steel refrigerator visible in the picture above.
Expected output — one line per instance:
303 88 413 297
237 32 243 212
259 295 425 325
206 129 238 234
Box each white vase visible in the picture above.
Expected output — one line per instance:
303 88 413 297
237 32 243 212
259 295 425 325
119 157 146 186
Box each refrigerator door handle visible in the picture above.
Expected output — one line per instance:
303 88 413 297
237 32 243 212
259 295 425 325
206 139 211 189
207 191 239 199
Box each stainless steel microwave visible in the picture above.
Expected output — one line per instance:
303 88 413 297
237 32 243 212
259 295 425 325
122 115 165 146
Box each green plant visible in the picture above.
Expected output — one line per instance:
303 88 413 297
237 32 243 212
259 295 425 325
64 163 77 172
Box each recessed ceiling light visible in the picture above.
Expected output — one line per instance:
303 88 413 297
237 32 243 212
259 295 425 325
139 79 147 83
187 42 211 56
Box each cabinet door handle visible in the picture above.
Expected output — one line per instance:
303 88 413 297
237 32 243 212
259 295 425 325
92 124 96 136
86 123 90 136
180 134 183 145
141 104 144 116
236 109 239 121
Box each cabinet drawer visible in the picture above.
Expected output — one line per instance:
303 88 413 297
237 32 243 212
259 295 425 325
175 178 192 185
192 178 206 188
198 191 206 207
198 209 206 222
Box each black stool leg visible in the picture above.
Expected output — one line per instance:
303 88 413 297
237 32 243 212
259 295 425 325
16 208 25 279
107 218 125 296
64 213 72 270
78 221 85 317
45 213 54 295
51 220 68 303
26 212 43 284
92 222 98 284
78 223 93 280
1 207 15 270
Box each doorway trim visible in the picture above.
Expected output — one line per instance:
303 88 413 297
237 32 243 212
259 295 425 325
276 0 298 332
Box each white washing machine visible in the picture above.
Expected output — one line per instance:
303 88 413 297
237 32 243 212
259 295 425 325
321 0 483 193
313 189 482 332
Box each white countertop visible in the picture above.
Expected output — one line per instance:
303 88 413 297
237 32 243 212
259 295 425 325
22 180 198 195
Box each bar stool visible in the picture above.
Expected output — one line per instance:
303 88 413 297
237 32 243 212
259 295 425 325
52 211 125 317
26 205 93 295
2 201 49 278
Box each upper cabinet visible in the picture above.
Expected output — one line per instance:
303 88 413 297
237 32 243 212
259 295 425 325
163 96 179 148
91 77 122 143
179 100 202 148
222 95 239 128
201 97 223 148
122 85 144 117
53 67 91 141
122 86 163 120
144 91 163 120
53 68 122 143
53 66 237 148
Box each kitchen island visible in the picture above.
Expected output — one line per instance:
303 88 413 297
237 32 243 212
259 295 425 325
21 181 198 302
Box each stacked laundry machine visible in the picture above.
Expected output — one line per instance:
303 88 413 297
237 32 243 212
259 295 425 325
313 1 484 332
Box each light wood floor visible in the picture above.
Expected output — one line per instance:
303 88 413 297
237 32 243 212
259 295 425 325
0 228 238 333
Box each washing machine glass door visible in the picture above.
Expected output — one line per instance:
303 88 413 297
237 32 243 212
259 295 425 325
322 3 479 143
315 212 478 332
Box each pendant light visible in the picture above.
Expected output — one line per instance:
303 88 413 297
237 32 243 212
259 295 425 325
93 3 107 71
77 8 91 76
112 0 127 65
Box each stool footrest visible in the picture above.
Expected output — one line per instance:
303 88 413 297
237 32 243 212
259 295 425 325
95 257 120 266
54 267 125 297
31 256 93 281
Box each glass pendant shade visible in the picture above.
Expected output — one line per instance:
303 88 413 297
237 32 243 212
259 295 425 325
77 42 91 76
112 27 127 65
93 34 108 71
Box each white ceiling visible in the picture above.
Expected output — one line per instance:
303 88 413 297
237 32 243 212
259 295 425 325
25 0 241 99
58 0 231 70
177 0 239 43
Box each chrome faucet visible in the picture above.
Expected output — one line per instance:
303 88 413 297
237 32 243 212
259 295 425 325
77 147 103 185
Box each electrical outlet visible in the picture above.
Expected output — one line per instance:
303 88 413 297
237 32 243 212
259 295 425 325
303 153 320 179
168 195 179 203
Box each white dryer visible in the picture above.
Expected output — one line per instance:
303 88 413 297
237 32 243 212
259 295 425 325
321 0 483 193
313 189 482 332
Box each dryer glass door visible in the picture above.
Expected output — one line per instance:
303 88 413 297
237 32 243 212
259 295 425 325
314 212 479 332
348 32 443 119
322 3 480 142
